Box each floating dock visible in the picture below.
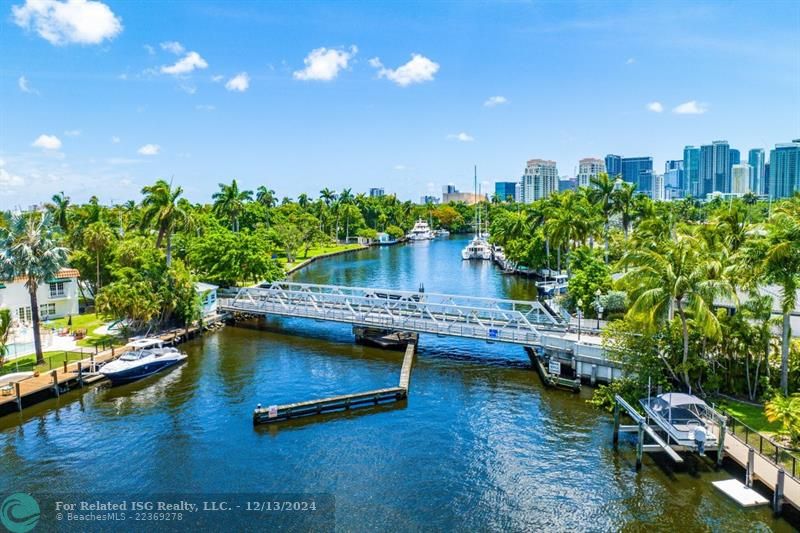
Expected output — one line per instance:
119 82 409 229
254 340 417 425
712 479 769 507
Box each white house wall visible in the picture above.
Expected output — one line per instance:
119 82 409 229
0 277 80 323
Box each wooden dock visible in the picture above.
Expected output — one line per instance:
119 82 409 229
0 318 223 417
254 342 417 425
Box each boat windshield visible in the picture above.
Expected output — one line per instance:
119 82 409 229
120 350 149 361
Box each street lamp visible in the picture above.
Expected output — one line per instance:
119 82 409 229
595 288 603 330
577 298 583 340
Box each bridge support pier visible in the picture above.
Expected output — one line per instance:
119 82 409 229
353 327 418 350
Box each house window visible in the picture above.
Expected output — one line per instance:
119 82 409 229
17 307 32 323
40 304 56 318
49 282 65 298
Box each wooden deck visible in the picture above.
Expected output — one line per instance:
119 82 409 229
254 342 417 425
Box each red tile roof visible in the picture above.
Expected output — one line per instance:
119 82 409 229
54 268 80 279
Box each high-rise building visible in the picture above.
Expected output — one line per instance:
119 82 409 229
605 154 622 178
683 146 701 197
443 184 457 195
577 158 606 188
730 149 740 166
652 174 665 201
559 177 577 191
521 159 559 202
748 148 766 196
664 160 683 199
420 195 440 205
369 187 385 198
699 141 731 195
494 182 517 202
731 163 751 195
768 139 800 199
620 156 653 195
700 144 714 196
514 183 522 203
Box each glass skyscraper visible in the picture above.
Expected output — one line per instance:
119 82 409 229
605 154 622 178
748 148 766 196
768 140 800 199
683 146 701 197
494 181 517 202
699 141 731 195
621 157 653 195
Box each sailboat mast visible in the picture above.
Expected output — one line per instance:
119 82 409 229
474 165 479 238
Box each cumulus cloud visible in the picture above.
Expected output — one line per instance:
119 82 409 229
143 44 155 55
647 101 664 113
484 96 508 107
18 75 38 94
293 45 357 81
369 54 439 86
32 134 62 149
137 144 160 155
161 51 208 75
12 0 123 46
447 132 474 142
0 167 25 190
160 41 184 55
211 74 224 83
225 72 250 92
673 100 708 114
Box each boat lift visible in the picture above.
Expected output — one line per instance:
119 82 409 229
614 395 685 470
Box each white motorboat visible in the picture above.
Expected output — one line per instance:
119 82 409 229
639 392 725 449
461 237 492 260
100 338 187 385
407 219 434 241
434 229 450 237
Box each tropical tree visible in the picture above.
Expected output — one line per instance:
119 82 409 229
614 182 637 240
212 179 253 232
764 393 800 442
140 179 187 267
47 191 71 232
588 173 616 262
618 232 734 388
0 213 69 365
83 221 115 293
0 309 11 369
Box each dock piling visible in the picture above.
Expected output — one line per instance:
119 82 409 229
51 370 59 397
773 468 785 515
63 360 68 373
77 361 83 387
612 402 620 446
636 422 644 471
746 447 755 487
15 383 22 411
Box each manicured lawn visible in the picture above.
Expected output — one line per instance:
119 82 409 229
1 349 96 374
277 243 365 268
44 313 126 348
714 396 781 434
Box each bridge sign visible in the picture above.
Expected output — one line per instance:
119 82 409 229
268 405 278 418
548 360 561 375
488 328 499 339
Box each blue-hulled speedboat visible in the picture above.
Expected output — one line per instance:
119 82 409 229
100 338 187 385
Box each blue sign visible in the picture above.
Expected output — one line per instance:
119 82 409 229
488 328 499 339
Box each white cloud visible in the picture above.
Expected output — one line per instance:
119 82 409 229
626 57 636 65
673 100 708 114
32 134 62 150
111 135 120 143
12 0 123 46
64 129 81 136
225 72 250 92
18 75 38 94
0 167 25 190
137 144 160 155
211 74 224 83
179 84 196 95
370 54 439 86
293 45 357 81
646 101 664 113
143 44 155 55
484 96 508 107
195 104 215 111
160 41 184 55
447 132 474 142
161 51 208 75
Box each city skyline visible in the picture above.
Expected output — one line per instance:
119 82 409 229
1 0 799 207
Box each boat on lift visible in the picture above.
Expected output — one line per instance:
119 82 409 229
639 392 725 450
100 338 187 385
407 219 434 241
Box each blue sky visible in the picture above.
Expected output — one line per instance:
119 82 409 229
1 0 798 208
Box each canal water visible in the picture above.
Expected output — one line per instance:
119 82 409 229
0 236 794 531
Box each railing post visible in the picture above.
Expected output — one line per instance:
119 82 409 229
77 361 83 387
773 469 785 515
717 420 726 466
63 360 67 373
746 447 754 487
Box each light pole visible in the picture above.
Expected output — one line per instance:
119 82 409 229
577 298 583 341
595 288 603 330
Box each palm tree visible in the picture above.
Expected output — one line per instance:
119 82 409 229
614 181 636 240
140 179 187 267
0 213 69 365
298 193 310 209
618 232 734 388
212 179 253 232
84 221 115 293
47 192 71 232
319 188 336 207
588 173 616 263
764 393 800 440
745 202 800 394
255 186 277 208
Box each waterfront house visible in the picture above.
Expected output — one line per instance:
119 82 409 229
195 282 219 317
0 268 81 324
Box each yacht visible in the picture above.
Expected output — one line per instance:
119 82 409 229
434 228 450 237
461 237 492 260
100 338 187 385
407 219 434 241
461 165 492 260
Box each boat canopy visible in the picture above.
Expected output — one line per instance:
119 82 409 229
126 338 164 349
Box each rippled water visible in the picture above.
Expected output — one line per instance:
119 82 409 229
0 237 794 531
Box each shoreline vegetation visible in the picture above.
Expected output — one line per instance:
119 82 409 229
0 178 798 444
